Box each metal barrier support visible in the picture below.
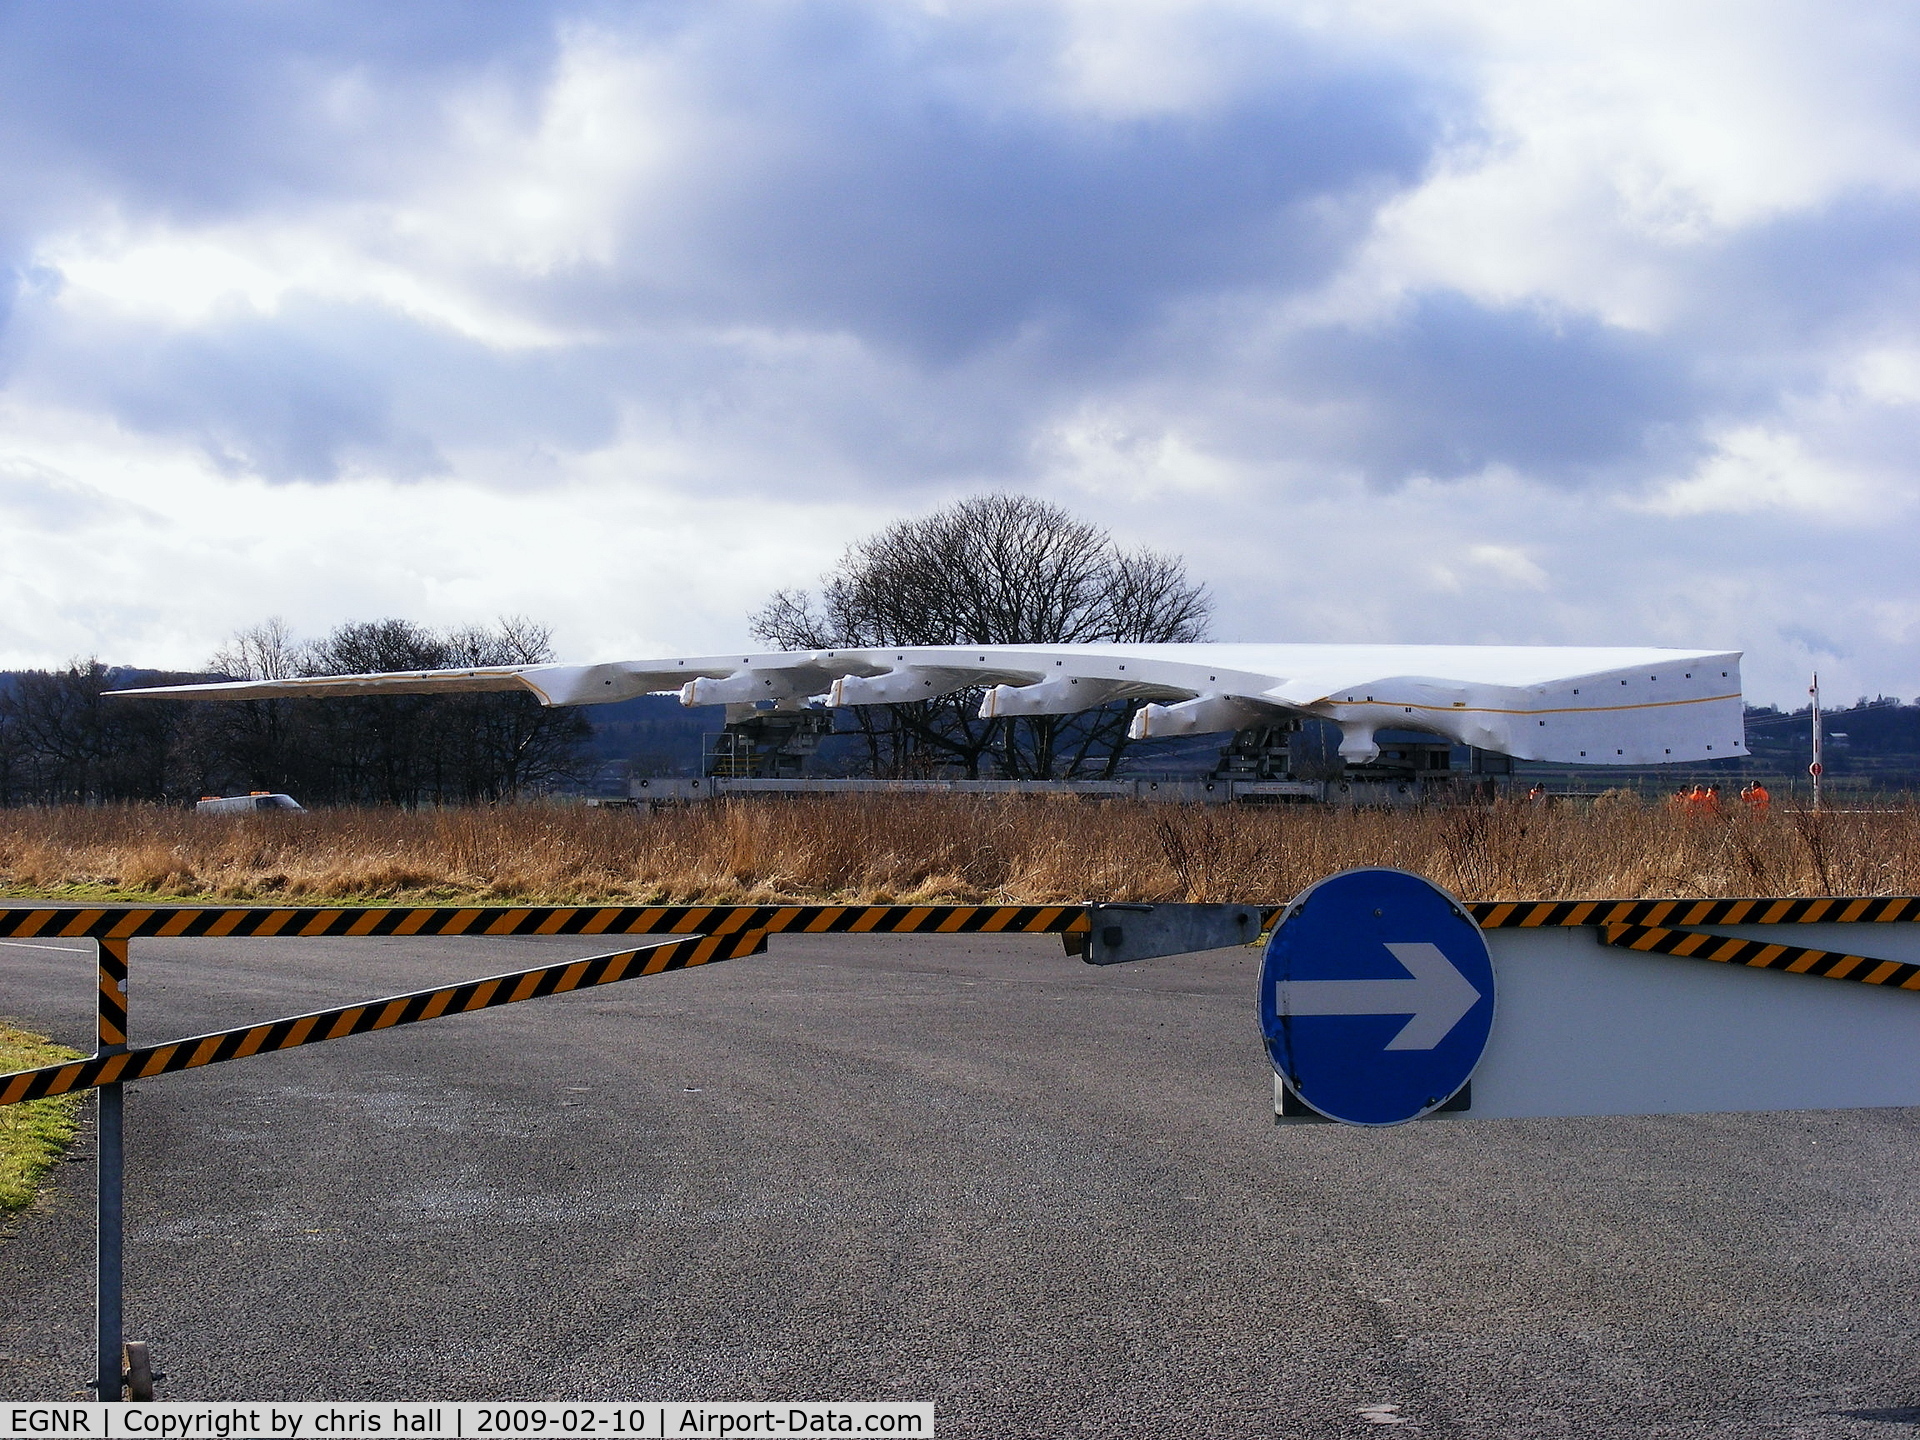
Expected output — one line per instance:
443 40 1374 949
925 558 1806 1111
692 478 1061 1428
93 937 127 1404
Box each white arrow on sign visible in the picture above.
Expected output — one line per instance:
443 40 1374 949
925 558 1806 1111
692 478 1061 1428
1274 942 1483 1051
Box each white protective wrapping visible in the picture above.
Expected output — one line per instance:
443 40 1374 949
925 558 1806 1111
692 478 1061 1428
116 641 1746 765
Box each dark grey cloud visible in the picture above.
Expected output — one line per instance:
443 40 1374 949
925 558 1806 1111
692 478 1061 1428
620 7 1450 360
1709 192 1920 343
1661 189 1920 456
9 298 625 483
95 309 446 483
0 0 565 219
1274 293 1707 484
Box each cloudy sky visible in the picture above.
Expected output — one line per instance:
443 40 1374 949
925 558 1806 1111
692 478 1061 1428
2 0 1916 706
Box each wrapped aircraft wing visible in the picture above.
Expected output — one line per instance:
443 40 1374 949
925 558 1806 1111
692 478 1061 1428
117 642 1746 766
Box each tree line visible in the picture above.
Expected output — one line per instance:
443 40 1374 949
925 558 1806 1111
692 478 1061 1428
0 617 591 806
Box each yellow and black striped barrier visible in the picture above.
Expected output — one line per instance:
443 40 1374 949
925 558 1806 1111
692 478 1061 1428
1595 923 1920 990
0 930 766 1107
0 902 1086 943
6 895 1906 946
8 894 1920 1113
1465 895 1920 929
0 903 1091 1110
1463 896 1920 991
96 937 128 1050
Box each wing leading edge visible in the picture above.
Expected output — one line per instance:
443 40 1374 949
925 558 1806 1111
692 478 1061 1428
114 641 1747 766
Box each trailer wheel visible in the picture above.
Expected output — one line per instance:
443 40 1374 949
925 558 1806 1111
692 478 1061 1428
124 1342 156 1401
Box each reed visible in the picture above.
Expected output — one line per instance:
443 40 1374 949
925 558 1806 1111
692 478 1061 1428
0 795 1913 904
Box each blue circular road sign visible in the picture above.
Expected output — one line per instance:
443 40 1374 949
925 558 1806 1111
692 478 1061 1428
1260 868 1495 1126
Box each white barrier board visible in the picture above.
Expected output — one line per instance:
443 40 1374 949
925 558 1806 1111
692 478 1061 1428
1277 921 1920 1121
1474 924 1920 1118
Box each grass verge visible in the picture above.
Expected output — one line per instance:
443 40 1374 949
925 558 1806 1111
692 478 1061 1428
0 1021 82 1216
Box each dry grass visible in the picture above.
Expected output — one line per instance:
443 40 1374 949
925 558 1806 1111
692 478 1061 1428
0 795 1914 904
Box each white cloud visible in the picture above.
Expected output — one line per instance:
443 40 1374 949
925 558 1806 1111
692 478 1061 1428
1464 542 1548 589
392 25 692 280
1850 345 1920 408
36 221 584 351
1038 411 1246 504
0 393 873 669
1326 0 1920 328
1638 427 1882 518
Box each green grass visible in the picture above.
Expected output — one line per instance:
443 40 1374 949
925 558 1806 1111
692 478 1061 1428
0 1021 81 1216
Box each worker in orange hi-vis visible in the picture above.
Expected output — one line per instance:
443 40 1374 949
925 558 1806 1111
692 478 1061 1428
1703 783 1724 816
1740 781 1772 817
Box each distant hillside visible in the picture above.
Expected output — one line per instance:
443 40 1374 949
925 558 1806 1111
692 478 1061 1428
1741 697 1919 789
579 694 720 775
1508 697 1920 797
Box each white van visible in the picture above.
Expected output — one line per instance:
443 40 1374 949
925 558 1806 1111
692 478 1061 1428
195 792 305 814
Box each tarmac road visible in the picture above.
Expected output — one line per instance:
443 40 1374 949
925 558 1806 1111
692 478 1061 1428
2 927 1920 1437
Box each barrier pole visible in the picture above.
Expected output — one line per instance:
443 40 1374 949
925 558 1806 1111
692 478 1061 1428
94 936 129 1402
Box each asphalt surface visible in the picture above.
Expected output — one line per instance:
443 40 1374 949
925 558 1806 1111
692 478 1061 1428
2 929 1920 1436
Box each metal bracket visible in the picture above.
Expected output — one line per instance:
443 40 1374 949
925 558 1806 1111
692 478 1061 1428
1065 903 1267 966
1275 1076 1472 1124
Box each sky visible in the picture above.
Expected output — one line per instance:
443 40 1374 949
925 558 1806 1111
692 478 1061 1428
2 0 1917 708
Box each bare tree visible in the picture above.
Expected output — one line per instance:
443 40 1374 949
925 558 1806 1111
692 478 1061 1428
285 617 591 803
193 617 311 793
752 493 1211 778
435 618 590 799
208 616 305 681
190 616 590 804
